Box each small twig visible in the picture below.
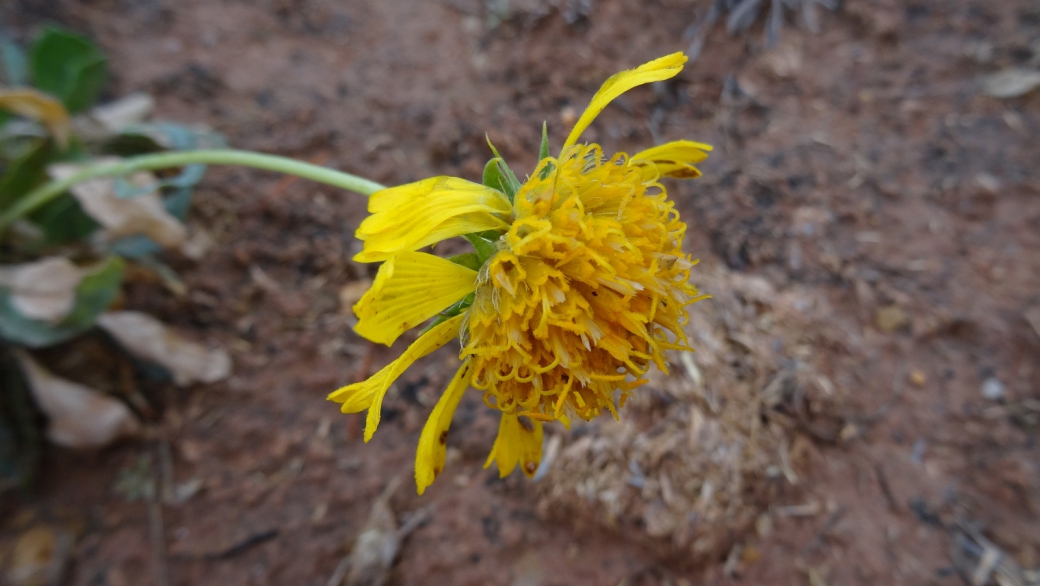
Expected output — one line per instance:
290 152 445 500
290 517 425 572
146 458 170 586
326 557 351 586
204 529 280 560
157 437 176 504
800 506 846 557
874 464 900 512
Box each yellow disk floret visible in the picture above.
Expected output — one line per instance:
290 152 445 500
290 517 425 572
463 144 707 422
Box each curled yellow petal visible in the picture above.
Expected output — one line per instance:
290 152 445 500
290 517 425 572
354 177 512 263
354 251 477 346
327 313 464 442
0 88 71 148
631 140 713 180
415 360 473 495
562 53 687 150
484 412 543 479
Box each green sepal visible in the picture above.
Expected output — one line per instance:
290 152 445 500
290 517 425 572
482 157 519 200
448 252 481 272
463 232 498 264
538 121 550 162
484 135 521 200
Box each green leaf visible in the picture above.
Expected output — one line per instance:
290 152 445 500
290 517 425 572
0 138 52 210
29 27 108 113
463 232 498 264
539 121 550 162
0 256 124 347
0 36 28 86
62 256 124 329
28 193 99 245
448 252 481 271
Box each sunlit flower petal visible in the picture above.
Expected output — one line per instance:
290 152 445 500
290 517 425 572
355 176 512 262
631 140 714 180
415 359 473 495
562 52 687 150
354 251 477 346
327 313 464 441
484 412 544 479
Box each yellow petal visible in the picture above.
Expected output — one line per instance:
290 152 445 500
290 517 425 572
0 88 71 148
355 176 512 262
327 313 465 442
483 413 543 479
354 251 477 346
631 140 713 180
562 53 687 150
415 360 473 495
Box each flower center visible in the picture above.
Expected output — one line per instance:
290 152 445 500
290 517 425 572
461 145 702 422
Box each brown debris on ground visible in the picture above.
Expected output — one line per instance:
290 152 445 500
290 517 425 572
537 266 848 562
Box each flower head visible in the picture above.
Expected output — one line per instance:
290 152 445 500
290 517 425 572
329 53 711 494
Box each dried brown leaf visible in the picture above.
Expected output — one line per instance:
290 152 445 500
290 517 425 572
48 159 188 249
14 350 141 449
0 257 84 323
96 311 231 386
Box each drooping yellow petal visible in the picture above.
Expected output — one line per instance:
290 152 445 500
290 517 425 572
354 251 477 346
484 413 543 479
0 88 71 148
561 53 687 150
415 360 473 495
631 140 713 180
354 177 512 262
327 313 465 442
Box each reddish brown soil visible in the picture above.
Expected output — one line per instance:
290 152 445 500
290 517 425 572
2 0 1039 585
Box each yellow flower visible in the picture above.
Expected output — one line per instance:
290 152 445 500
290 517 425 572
329 53 712 494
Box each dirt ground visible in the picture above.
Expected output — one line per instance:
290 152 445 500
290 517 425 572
2 0 1039 584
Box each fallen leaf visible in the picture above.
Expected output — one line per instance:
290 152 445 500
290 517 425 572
96 311 231 386
6 525 74 586
0 257 83 323
0 88 71 148
14 350 141 449
48 159 188 249
90 92 154 132
981 68 1040 98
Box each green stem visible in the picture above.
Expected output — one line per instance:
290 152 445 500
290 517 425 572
0 149 386 231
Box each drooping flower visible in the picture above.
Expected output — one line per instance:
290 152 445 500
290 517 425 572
329 53 712 494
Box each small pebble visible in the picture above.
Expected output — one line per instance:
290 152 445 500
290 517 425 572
875 305 909 332
981 377 1004 401
909 370 927 387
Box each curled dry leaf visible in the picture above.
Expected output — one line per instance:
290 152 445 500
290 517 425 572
0 257 83 323
981 68 1040 98
0 87 72 148
48 159 188 249
14 350 141 449
73 92 156 141
90 92 155 132
6 524 74 586
96 311 231 386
